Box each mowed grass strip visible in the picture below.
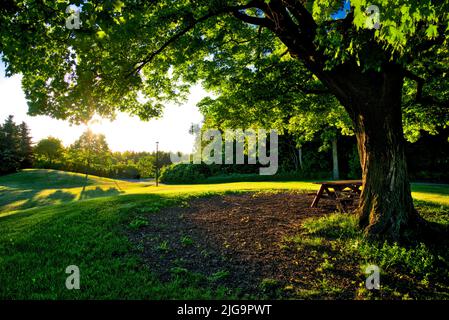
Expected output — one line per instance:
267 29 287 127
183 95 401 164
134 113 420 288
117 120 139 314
0 169 319 213
1 170 448 213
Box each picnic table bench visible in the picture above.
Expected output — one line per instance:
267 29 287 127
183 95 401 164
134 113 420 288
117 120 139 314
310 180 362 212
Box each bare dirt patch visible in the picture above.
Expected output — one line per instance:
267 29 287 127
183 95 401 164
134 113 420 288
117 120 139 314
129 191 361 299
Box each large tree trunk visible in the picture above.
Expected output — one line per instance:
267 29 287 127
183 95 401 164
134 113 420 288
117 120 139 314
354 100 417 238
341 65 418 239
308 62 421 239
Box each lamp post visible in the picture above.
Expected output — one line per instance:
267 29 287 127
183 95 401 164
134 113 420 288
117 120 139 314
155 141 159 187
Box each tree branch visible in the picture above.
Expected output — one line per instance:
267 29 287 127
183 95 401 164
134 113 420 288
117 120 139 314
232 10 273 28
412 23 446 54
403 68 449 109
128 13 214 77
281 0 317 32
403 69 424 102
262 0 324 75
128 1 264 77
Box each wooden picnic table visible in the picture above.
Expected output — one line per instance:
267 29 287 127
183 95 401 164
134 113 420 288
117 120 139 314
310 180 362 212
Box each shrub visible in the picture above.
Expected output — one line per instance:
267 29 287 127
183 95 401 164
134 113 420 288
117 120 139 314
160 163 211 184
111 163 140 179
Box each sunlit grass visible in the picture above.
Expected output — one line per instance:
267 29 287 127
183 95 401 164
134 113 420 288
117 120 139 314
411 183 449 206
298 213 449 299
0 169 319 213
1 169 448 214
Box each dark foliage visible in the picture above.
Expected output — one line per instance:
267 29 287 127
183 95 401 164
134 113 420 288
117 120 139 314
0 115 33 175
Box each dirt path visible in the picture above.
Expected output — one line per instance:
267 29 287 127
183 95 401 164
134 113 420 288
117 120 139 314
129 192 361 299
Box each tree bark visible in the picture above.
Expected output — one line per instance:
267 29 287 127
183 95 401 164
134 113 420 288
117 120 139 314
338 65 418 239
354 105 417 238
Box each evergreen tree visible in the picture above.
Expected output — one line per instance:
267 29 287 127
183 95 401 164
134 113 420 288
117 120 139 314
0 115 20 174
18 122 33 168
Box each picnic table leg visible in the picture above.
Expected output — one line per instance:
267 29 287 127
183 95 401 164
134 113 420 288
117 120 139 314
311 185 325 208
333 186 345 212
335 187 345 213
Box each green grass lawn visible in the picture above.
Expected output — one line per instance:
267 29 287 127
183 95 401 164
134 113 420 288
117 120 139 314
0 169 448 299
0 193 237 299
1 169 447 214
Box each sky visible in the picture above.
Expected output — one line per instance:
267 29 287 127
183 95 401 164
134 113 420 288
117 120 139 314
0 62 206 153
331 0 351 19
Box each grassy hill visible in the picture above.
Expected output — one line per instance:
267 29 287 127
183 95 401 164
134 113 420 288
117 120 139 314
0 169 129 213
0 169 319 213
0 169 448 299
2 169 448 214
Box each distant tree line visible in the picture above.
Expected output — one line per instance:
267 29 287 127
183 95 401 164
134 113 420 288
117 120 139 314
33 129 173 179
161 129 449 184
0 115 173 179
1 115 448 183
160 132 361 184
0 115 33 175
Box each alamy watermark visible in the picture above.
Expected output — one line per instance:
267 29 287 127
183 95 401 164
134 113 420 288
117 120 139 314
65 265 80 290
365 5 380 30
365 264 380 290
65 6 81 30
170 128 279 176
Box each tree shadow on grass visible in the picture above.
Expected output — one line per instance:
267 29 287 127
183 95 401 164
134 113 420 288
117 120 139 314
0 169 98 190
45 190 77 202
0 172 107 213
0 184 122 213
79 187 123 200
73 174 123 201
0 189 79 213
27 190 77 210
